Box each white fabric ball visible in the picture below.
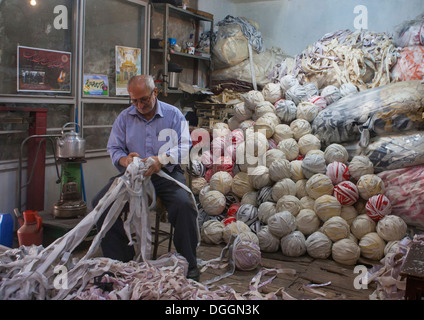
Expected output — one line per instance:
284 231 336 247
340 83 358 97
286 84 308 105
275 99 297 123
308 95 327 111
332 238 361 265
191 177 208 195
237 231 260 245
249 165 272 189
298 134 321 156
199 185 211 204
257 226 280 252
324 144 349 164
268 211 297 238
209 171 233 195
269 158 292 182
280 74 299 91
314 195 341 222
228 116 241 131
254 117 275 139
321 216 350 242
201 220 225 244
243 90 265 111
302 153 327 179
258 201 277 224
200 190 227 216
263 148 286 168
348 156 374 181
277 138 299 161
233 101 253 122
232 172 255 198
290 119 312 140
321 85 342 105
300 196 315 210
290 160 304 182
276 195 301 217
241 191 258 206
239 119 255 132
306 174 334 200
350 214 376 240
296 102 319 122
384 240 400 256
340 205 358 225
306 231 332 259
295 179 308 199
236 203 259 226
296 209 320 236
272 178 296 202
223 220 251 243
359 232 386 260
356 174 385 200
272 124 293 143
303 82 319 97
245 131 269 157
262 82 283 104
376 215 407 242
255 101 276 119
281 231 307 257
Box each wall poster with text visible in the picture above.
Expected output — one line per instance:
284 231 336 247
115 46 141 96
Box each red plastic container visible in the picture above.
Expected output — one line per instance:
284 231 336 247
17 210 43 246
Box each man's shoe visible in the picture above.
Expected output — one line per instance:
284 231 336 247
187 266 200 282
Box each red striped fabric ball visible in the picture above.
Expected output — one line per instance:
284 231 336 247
333 181 359 206
366 194 392 222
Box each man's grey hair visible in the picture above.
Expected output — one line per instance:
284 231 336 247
127 75 155 91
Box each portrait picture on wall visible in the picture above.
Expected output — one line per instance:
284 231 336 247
17 46 72 93
115 46 142 96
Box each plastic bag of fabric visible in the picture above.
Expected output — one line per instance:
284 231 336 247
311 80 424 147
394 13 424 47
391 46 424 81
377 165 424 229
343 131 424 173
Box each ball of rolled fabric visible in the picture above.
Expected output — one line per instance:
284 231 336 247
277 138 299 161
296 209 320 236
321 85 342 105
200 150 213 169
187 159 206 177
201 220 225 244
306 149 324 157
350 214 376 240
295 179 308 199
241 191 258 207
333 181 359 206
233 239 262 271
222 216 236 226
272 124 294 143
255 101 276 118
302 153 327 179
243 90 265 111
280 74 299 91
233 102 253 122
230 128 245 144
332 238 361 265
199 185 211 203
366 194 392 222
245 131 269 157
297 102 319 122
236 203 258 226
321 216 350 242
227 203 241 217
262 82 283 104
262 148 286 168
306 174 334 200
212 156 234 175
340 205 358 225
210 171 233 195
300 196 315 210
308 95 327 111
376 215 407 242
348 156 374 181
257 186 273 205
290 118 312 140
356 174 385 200
314 195 341 222
268 211 297 238
271 178 296 202
261 111 280 127
237 231 260 245
384 240 400 256
281 231 307 257
223 220 251 243
340 83 358 97
228 116 241 131
298 134 321 156
191 177 208 195
249 165 272 189
324 144 348 164
276 195 301 217
303 82 319 98
290 160 305 182
306 231 332 259
257 226 280 252
359 232 386 260
275 99 297 123
200 190 227 216
326 161 351 185
258 201 277 224
211 135 226 157
268 138 278 150
239 119 255 132
232 172 255 198
269 158 292 182
286 83 308 105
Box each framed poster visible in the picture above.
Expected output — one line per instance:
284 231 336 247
115 46 142 96
83 74 109 96
17 45 72 93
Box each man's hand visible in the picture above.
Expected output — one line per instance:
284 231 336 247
142 156 163 176
119 152 140 168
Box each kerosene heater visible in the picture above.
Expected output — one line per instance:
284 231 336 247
53 122 87 218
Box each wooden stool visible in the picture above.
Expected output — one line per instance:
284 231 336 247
400 242 424 300
152 198 174 259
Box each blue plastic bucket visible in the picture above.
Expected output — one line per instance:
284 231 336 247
0 213 14 248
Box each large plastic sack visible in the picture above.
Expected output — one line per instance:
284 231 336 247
377 165 424 229
311 80 424 148
394 13 424 47
344 131 424 173
391 46 424 81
